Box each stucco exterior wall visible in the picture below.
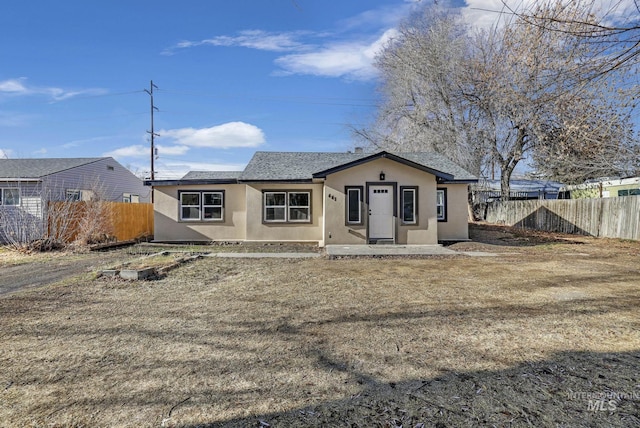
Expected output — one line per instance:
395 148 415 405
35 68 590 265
436 183 470 241
244 182 324 242
153 183 246 242
323 158 440 245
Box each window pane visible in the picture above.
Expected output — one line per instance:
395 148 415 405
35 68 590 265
265 192 285 206
204 207 222 220
265 207 286 221
289 192 309 207
203 192 222 206
181 193 200 205
403 189 415 223
347 189 360 223
289 207 309 221
182 207 200 220
436 191 444 205
4 189 20 206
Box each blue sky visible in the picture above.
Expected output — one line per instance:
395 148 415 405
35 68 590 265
3 0 630 178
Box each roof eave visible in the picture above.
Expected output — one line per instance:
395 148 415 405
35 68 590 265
144 179 239 186
440 179 478 184
238 179 314 184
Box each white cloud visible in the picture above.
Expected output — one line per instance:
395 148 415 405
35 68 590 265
161 5 406 81
153 160 246 180
0 78 29 94
159 121 265 149
275 29 398 80
0 77 106 101
156 144 190 156
104 145 149 158
103 143 192 159
163 30 309 55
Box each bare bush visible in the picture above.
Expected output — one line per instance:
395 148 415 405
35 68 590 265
0 180 116 252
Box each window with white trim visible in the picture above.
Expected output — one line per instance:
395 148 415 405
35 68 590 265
180 191 224 221
203 192 223 220
0 188 20 206
66 189 82 201
345 186 363 224
123 193 140 203
401 186 418 224
436 188 447 222
264 191 311 223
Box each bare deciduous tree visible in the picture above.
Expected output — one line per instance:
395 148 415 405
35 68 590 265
359 2 639 198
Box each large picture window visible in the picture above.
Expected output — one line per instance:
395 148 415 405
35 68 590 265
436 188 447 222
264 191 311 223
401 186 418 224
345 186 363 224
180 191 224 221
0 188 20 206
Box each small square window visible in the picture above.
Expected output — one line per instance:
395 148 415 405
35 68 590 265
1 188 20 206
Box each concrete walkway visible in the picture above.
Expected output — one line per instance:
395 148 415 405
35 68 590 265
199 246 497 258
204 252 321 259
325 244 458 257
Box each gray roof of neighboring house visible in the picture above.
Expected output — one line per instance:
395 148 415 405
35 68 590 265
0 157 107 179
473 179 563 193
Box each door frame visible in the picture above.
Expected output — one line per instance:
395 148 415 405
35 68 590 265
366 182 397 243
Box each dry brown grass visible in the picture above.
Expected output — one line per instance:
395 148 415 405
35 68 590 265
1 226 639 427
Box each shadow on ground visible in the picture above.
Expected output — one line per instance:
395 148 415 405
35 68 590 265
180 349 640 427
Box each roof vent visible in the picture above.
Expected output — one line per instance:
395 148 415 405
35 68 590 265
354 147 363 153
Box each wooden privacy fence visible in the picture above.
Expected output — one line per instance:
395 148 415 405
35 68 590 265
48 201 154 243
485 196 640 240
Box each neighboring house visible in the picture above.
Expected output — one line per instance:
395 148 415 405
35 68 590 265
471 179 564 203
145 151 477 246
0 157 149 239
558 176 640 199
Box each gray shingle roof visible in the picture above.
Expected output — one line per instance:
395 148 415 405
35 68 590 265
0 158 106 179
240 151 477 182
147 150 477 186
239 152 370 181
181 171 243 180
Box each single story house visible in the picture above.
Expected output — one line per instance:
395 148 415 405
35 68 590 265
0 157 149 241
145 151 477 246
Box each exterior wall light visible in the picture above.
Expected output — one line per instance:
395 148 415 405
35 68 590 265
379 171 386 181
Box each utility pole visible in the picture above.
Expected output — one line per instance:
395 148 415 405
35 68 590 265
145 80 159 202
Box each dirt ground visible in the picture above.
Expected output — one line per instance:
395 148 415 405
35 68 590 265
0 224 639 427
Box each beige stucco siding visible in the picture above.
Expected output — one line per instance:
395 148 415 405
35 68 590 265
244 183 324 242
323 158 440 245
153 184 246 242
437 183 470 241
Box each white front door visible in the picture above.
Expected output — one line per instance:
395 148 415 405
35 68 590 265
369 185 394 240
